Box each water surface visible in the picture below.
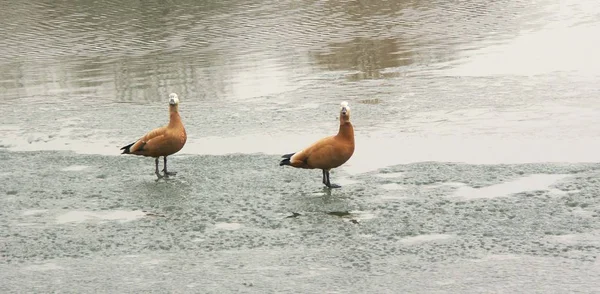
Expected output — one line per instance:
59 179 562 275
1 0 599 174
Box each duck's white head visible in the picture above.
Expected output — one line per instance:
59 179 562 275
340 101 350 115
339 101 351 123
169 93 179 105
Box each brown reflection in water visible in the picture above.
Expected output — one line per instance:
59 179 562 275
0 0 238 104
326 0 424 18
111 56 209 104
311 37 412 81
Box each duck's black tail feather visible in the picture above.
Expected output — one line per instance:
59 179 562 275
120 142 135 154
279 153 295 166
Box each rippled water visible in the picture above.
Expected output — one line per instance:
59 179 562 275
1 0 599 172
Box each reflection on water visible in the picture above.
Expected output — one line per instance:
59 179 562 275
310 37 412 80
1 0 599 172
0 0 562 103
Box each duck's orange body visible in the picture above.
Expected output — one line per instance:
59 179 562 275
123 111 186 158
121 93 186 178
280 101 355 188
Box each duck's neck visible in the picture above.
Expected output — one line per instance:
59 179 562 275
168 106 182 128
337 120 354 142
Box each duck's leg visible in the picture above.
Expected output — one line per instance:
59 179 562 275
324 170 341 189
154 157 163 179
322 169 328 186
162 156 177 176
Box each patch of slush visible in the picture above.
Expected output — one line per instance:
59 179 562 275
142 259 164 265
377 172 404 179
214 222 243 230
378 194 407 201
451 174 569 199
471 254 522 262
56 210 146 224
309 191 328 197
381 183 405 190
61 165 89 171
22 209 48 216
426 182 467 189
399 234 454 245
24 263 64 271
15 223 41 227
570 207 594 218
334 177 360 186
546 231 600 245
350 210 376 221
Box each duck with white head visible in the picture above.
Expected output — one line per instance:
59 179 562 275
120 93 187 178
280 101 355 188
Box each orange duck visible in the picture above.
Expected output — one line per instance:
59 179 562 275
120 93 187 178
280 101 355 188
